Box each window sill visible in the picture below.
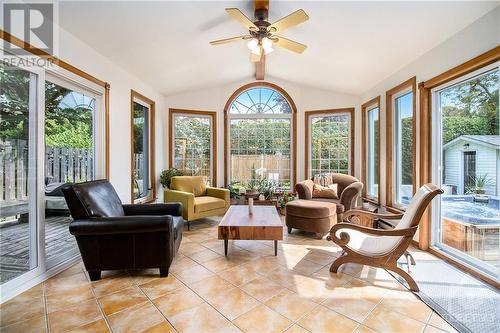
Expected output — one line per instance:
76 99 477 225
361 196 380 206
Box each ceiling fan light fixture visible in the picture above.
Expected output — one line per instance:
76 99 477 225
261 37 274 55
247 38 261 55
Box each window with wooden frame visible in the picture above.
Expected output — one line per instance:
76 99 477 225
224 82 297 190
131 90 155 203
386 77 416 209
361 97 381 203
169 109 217 185
305 108 355 179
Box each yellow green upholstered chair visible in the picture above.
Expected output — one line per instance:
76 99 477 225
163 176 230 230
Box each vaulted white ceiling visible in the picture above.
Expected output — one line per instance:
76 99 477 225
59 1 498 96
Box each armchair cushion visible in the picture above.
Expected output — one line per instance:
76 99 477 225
194 196 225 213
171 176 207 197
63 179 125 218
334 228 401 256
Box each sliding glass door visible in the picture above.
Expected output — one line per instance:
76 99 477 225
433 63 499 279
1 51 105 298
44 75 97 268
0 63 41 285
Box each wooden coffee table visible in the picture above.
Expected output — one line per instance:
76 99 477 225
218 206 283 256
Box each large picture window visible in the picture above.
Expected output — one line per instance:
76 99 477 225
131 90 155 203
225 83 296 189
305 108 354 179
169 109 216 185
361 97 380 202
386 77 416 209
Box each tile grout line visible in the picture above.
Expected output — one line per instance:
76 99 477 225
171 268 247 332
135 280 179 333
88 273 115 333
42 282 50 333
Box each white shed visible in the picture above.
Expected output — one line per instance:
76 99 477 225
443 135 499 196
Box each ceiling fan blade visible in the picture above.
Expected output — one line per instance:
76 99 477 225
250 52 262 63
268 9 309 33
273 36 307 53
225 8 258 31
210 35 251 45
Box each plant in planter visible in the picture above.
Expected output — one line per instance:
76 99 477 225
227 182 242 205
276 191 296 215
160 168 184 189
470 174 493 196
258 179 278 200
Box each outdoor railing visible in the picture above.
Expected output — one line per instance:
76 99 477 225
0 140 93 202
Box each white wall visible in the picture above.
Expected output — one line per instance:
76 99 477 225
57 28 166 203
358 7 500 206
160 76 360 200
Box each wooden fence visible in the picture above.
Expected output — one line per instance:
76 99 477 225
230 154 290 184
0 140 93 202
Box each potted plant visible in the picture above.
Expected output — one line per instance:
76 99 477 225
469 174 493 202
258 179 278 200
276 191 296 215
227 182 242 205
160 168 184 189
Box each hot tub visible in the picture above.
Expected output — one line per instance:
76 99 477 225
440 195 499 264
441 195 499 226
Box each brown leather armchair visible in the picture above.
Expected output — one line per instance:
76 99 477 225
62 180 184 281
295 173 363 222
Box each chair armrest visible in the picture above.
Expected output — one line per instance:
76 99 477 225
295 182 312 200
339 182 363 210
327 222 417 246
69 216 173 236
344 209 404 222
206 187 230 203
164 189 194 219
122 203 182 216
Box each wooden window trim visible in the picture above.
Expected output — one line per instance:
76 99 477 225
223 82 297 188
168 108 217 186
304 108 355 179
0 29 111 179
130 90 156 204
361 96 381 204
385 77 417 210
418 46 500 251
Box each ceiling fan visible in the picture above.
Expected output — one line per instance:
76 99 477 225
209 0 308 79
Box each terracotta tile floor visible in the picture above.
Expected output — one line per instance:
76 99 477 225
0 217 459 333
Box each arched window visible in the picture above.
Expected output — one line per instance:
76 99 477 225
225 83 296 190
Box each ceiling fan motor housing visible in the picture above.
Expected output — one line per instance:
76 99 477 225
254 8 268 21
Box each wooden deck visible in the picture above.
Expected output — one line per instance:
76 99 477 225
0 215 77 283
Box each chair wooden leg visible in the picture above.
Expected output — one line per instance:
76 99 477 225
287 227 292 234
187 221 190 231
390 266 419 292
329 254 352 273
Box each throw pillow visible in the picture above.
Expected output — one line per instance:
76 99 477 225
312 183 339 199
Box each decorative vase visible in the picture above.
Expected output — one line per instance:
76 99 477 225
248 198 254 215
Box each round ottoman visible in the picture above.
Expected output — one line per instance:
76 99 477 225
285 199 337 238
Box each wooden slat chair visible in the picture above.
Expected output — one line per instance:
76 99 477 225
327 183 443 291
